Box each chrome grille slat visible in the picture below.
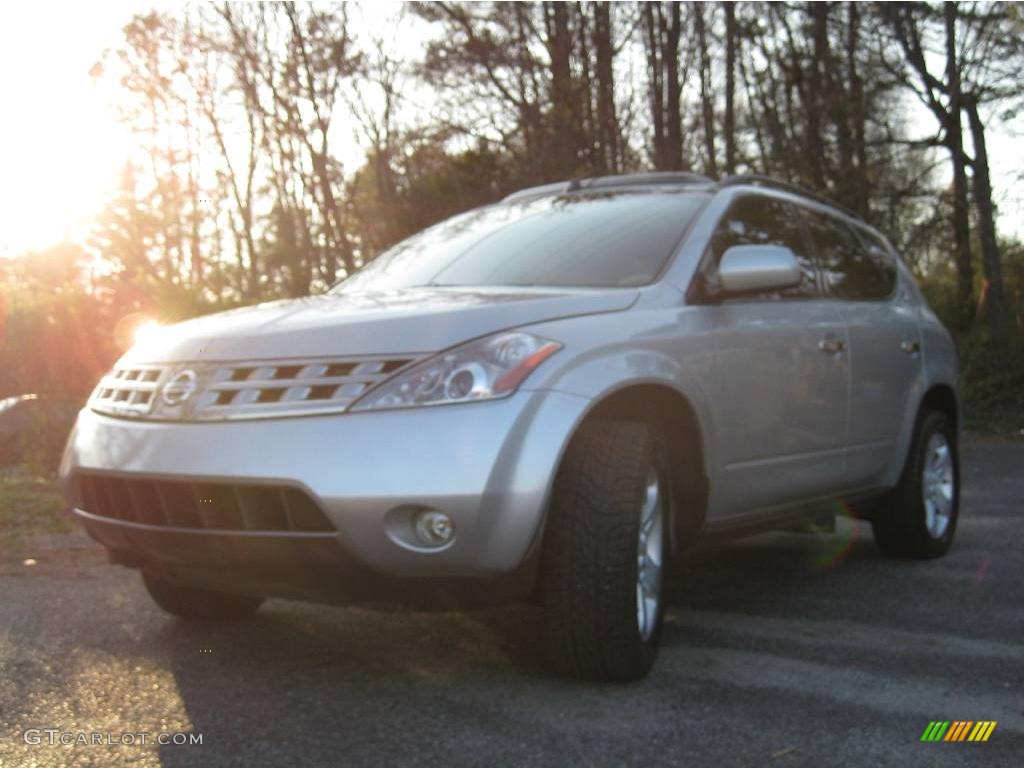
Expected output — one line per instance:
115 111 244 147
206 375 387 390
188 403 365 420
89 356 415 421
90 365 166 417
98 379 161 392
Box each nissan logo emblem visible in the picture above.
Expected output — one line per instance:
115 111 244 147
161 369 198 406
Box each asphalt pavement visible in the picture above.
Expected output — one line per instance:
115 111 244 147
1 438 1021 767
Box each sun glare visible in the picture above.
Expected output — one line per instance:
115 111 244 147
133 321 163 346
0 4 135 256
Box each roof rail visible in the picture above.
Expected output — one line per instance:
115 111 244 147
584 171 713 189
501 180 577 203
718 174 862 221
502 171 714 202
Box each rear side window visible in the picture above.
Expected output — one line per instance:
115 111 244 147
803 211 895 300
851 225 898 296
706 195 819 299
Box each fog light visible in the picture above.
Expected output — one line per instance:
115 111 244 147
414 509 455 547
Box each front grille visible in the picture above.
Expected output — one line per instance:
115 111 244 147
91 365 168 417
77 473 335 533
191 358 413 419
89 356 415 421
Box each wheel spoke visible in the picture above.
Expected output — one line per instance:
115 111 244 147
924 500 935 535
636 465 664 641
639 560 658 593
646 515 662 567
921 432 955 539
636 583 647 633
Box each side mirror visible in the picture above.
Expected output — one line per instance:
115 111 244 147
717 244 802 294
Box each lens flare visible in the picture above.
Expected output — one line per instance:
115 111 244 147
810 500 857 569
133 321 162 345
114 313 162 350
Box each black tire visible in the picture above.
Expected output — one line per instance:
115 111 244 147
871 410 959 559
540 421 668 682
142 572 264 620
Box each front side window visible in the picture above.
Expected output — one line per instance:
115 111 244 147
332 190 710 291
803 211 895 300
704 194 819 299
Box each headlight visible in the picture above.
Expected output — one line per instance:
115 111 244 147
350 331 561 412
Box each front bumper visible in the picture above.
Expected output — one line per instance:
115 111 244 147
61 389 590 587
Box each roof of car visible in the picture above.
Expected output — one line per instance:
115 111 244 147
502 171 863 225
502 172 715 203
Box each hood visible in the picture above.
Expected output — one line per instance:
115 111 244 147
122 286 639 363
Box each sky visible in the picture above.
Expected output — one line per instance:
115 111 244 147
0 2 1020 257
0 3 137 255
0 1 414 257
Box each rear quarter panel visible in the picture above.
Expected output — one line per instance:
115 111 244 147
882 263 961 488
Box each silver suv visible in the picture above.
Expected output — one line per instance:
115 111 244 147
61 173 960 681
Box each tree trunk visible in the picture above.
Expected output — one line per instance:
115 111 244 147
847 2 868 214
575 2 597 171
823 7 855 209
805 2 828 188
593 3 618 173
513 4 543 180
738 44 768 171
944 2 976 329
665 3 683 170
545 1 577 177
695 4 717 176
964 95 1007 336
643 4 666 169
180 94 204 291
886 2 976 328
723 1 737 175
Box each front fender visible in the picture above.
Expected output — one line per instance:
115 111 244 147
526 343 717 482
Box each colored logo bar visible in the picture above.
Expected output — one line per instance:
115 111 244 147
921 721 997 742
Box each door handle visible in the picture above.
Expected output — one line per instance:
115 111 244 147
818 337 846 354
901 339 920 354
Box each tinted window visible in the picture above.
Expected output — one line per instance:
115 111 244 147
332 191 709 291
706 195 818 298
851 225 898 297
804 211 894 300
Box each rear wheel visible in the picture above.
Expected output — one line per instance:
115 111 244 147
540 421 668 682
871 410 959 559
142 572 264 620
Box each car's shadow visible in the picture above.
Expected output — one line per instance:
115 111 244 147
662 530 896 633
149 523 903 765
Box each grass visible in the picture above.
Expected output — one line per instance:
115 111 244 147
0 473 71 536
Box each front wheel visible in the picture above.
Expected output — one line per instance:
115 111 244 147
142 573 264 620
871 410 959 559
540 421 668 682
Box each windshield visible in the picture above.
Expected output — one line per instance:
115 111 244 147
332 190 709 292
